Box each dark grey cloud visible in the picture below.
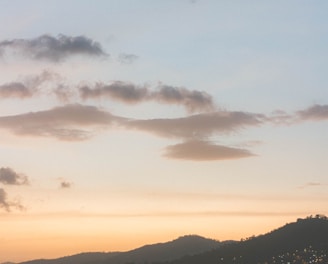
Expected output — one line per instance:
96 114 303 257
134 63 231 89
163 140 254 161
0 34 108 62
118 53 138 64
80 82 215 113
298 104 328 121
0 104 119 141
0 188 24 212
0 167 29 185
124 111 264 138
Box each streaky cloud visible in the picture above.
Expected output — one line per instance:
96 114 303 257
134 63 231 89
268 109 295 125
298 182 327 189
0 167 29 185
0 34 108 62
163 140 254 161
0 104 119 141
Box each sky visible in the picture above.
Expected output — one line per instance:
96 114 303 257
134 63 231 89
0 0 328 262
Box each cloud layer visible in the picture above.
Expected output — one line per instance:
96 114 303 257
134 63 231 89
1 44 328 162
0 34 108 62
1 103 327 160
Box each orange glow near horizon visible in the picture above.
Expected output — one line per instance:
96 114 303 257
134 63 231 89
0 213 312 262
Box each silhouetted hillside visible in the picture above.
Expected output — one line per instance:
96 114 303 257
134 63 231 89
20 235 225 264
167 215 328 264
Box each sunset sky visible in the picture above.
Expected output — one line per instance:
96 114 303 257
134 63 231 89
1 0 328 262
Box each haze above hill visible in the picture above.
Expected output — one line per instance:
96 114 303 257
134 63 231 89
10 215 328 264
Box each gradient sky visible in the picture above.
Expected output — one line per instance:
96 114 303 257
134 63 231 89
1 0 328 262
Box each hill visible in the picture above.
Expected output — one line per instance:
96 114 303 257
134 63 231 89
20 235 225 264
167 215 328 264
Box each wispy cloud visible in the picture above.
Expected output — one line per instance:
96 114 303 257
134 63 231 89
298 182 327 189
0 34 108 62
268 110 295 125
118 53 138 64
0 104 119 141
0 188 24 212
53 84 74 103
163 140 254 161
0 70 61 99
297 104 328 121
0 167 29 185
80 82 215 113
